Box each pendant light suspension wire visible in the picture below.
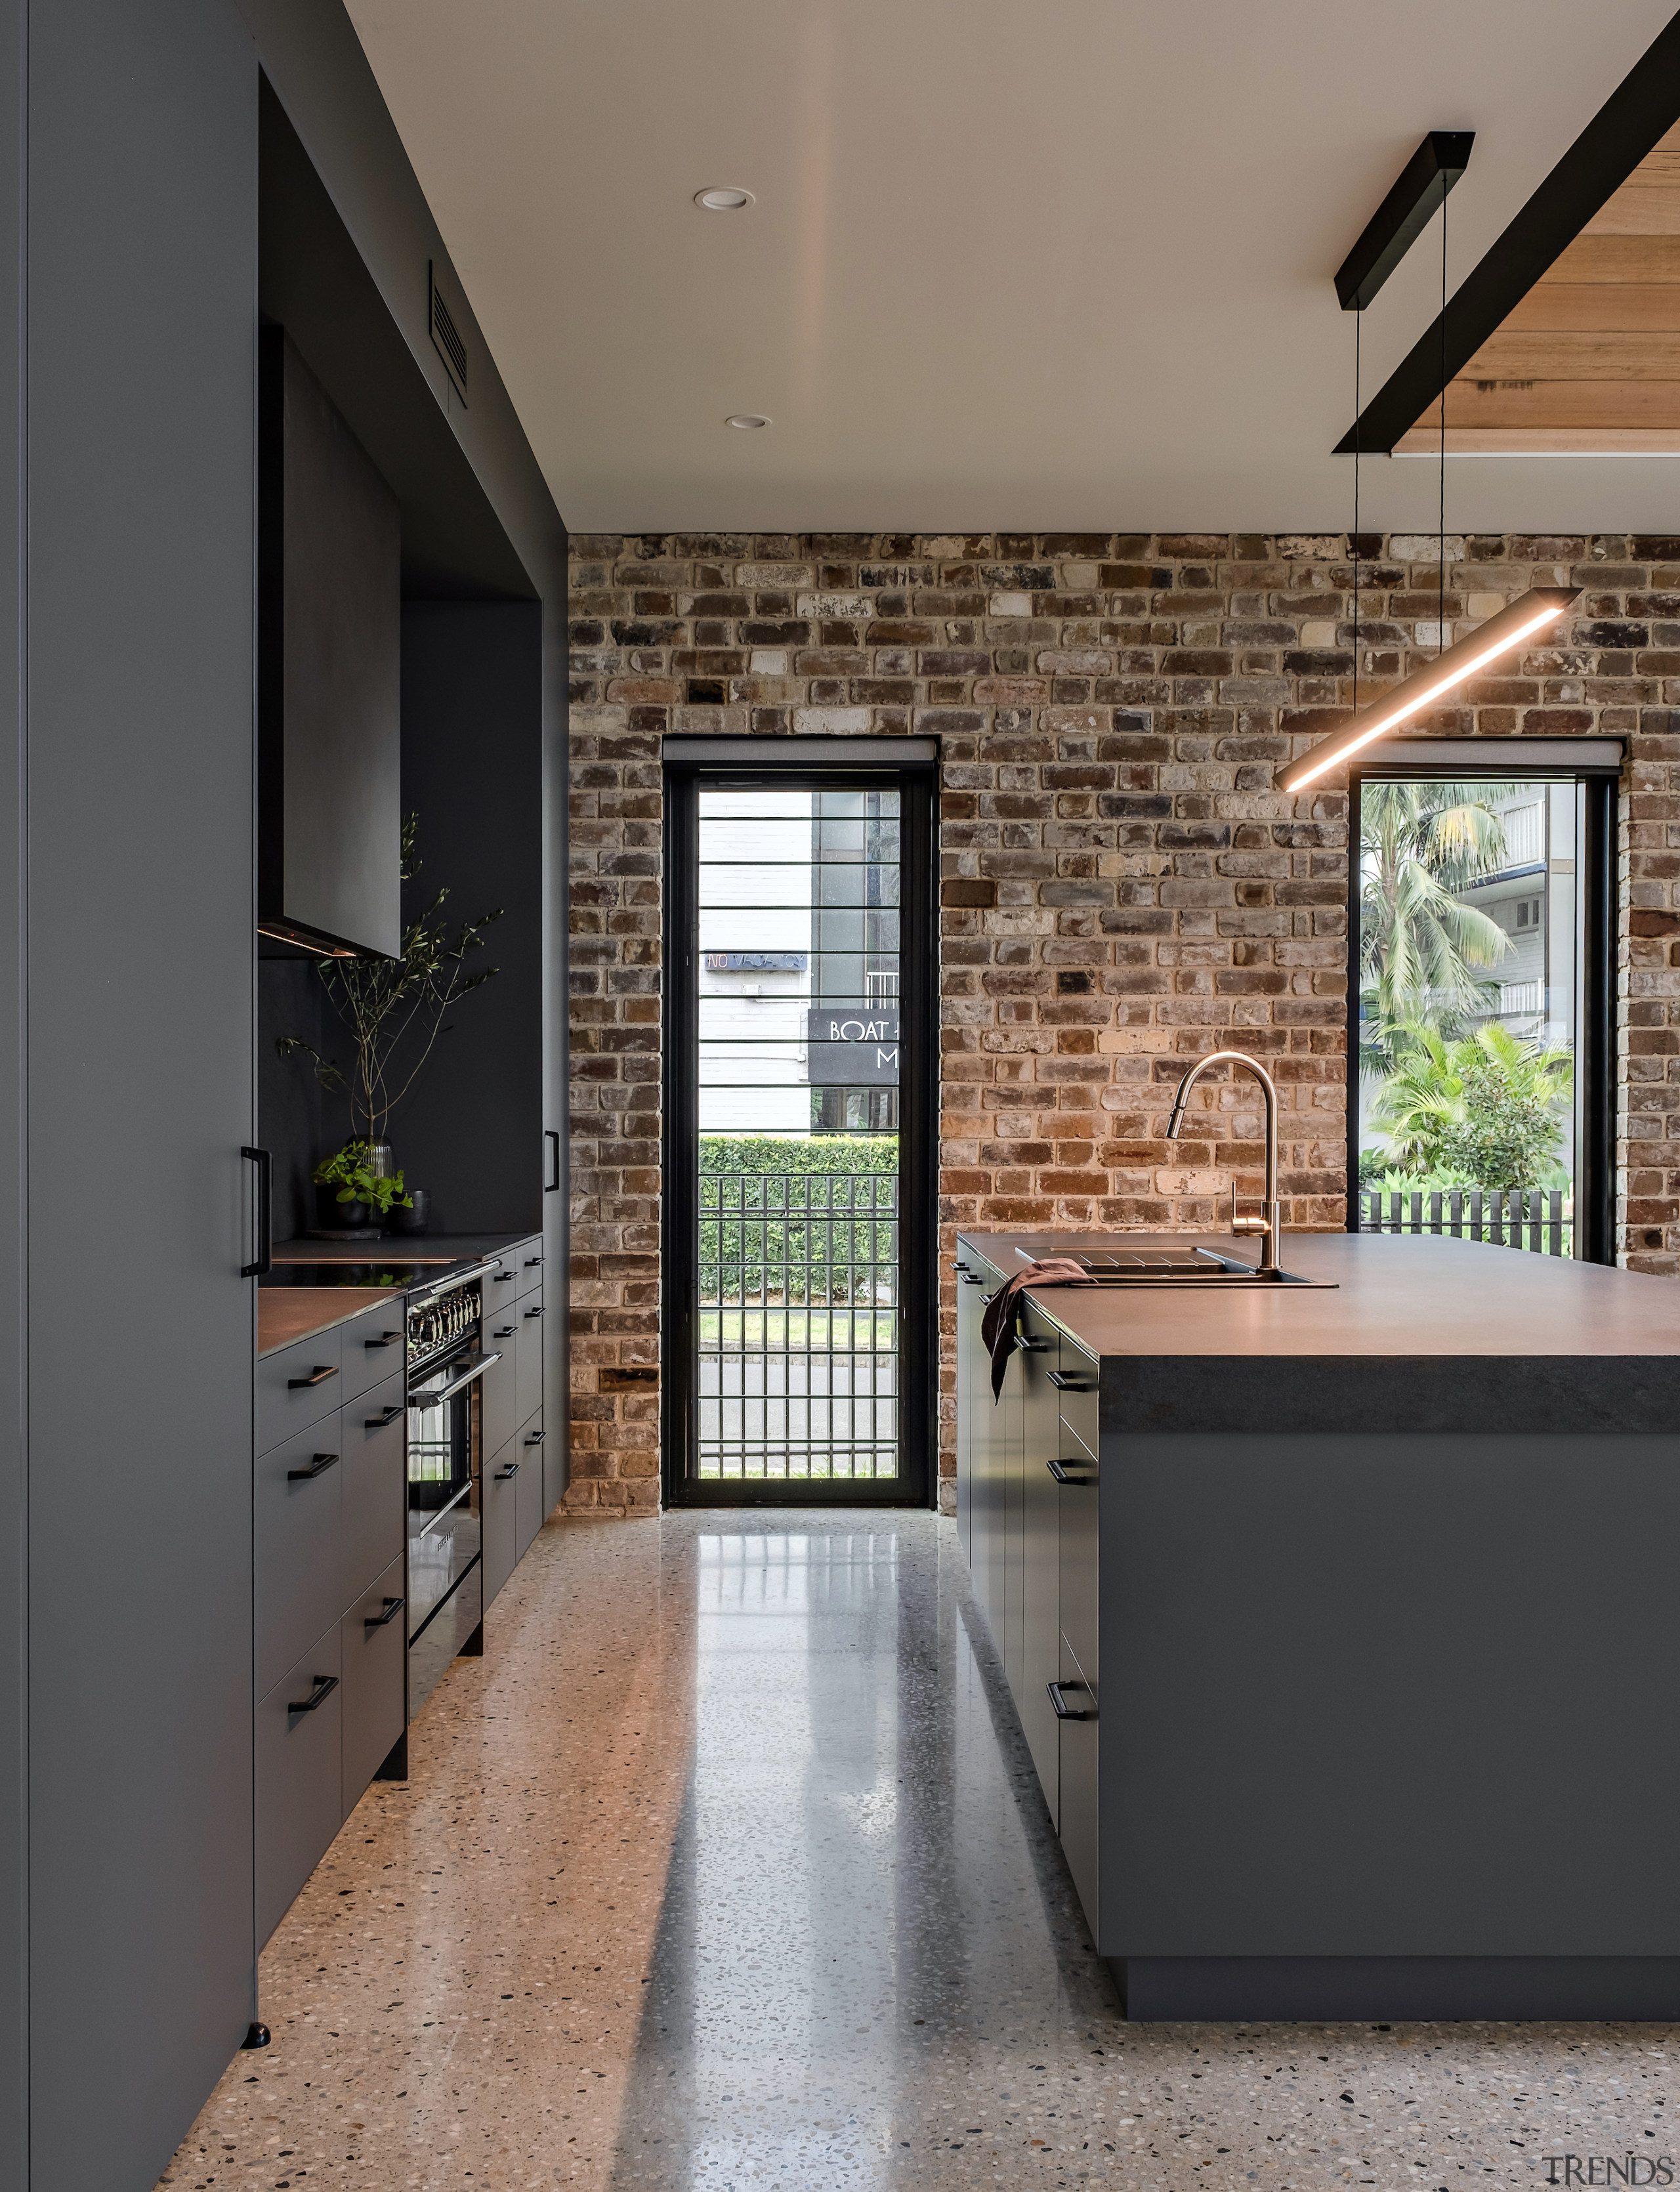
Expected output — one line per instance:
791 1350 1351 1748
1352 304 1360 719
1438 182 1447 656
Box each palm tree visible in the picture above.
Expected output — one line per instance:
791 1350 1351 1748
1359 781 1516 1076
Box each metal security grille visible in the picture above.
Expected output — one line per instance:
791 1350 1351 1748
690 784 905 1485
698 1170 898 1479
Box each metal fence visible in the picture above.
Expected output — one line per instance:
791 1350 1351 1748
1358 1186 1571 1257
696 1169 899 1481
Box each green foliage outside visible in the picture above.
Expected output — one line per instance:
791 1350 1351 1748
1359 780 1515 1078
700 1136 897 1303
1370 1023 1572 1193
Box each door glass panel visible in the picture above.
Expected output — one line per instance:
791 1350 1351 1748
1357 776 1580 1255
695 788 902 1482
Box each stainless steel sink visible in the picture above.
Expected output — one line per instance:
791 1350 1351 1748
1012 1246 1335 1288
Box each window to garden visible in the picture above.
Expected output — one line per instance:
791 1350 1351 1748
1354 767 1613 1260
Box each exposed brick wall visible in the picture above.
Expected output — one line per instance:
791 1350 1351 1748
569 530 1668 1517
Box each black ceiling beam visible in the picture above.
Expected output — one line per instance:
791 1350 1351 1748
1335 5 1680 455
1336 132 1475 312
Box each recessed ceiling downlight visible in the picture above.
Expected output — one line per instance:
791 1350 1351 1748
696 186 754 211
726 414 770 430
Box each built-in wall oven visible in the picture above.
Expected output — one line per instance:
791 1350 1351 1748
405 1261 503 1718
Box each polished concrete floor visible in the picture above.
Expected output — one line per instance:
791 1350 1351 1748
159 1513 1677 2189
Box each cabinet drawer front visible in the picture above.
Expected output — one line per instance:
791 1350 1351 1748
1057 1629 1100 1946
482 1435 519 1607
514 1240 545 1299
514 1409 545 1555
338 1312 406 1406
257 1418 347 1697
1055 1347 1099 1464
340 1370 406 1613
259 1328 344 1454
482 1315 520 1457
482 1259 521 1315
342 1554 406 1802
515 1290 544 1425
1057 1469 1099 1687
256 1624 344 1947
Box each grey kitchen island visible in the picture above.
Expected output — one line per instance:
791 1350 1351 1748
955 1227 1680 2021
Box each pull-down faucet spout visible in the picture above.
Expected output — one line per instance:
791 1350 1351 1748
1165 1049 1282 1271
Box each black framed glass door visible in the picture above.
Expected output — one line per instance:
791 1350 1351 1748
663 760 935 1506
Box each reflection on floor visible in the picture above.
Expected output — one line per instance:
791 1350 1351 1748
158 1513 1677 2189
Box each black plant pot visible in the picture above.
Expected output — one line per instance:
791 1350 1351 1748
388 1191 430 1237
316 1185 374 1232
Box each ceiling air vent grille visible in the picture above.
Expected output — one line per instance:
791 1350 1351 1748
429 261 467 404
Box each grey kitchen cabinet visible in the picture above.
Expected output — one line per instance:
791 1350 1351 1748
1019 1302 1062 1823
483 1259 522 1316
341 1316 405 1406
256 1626 345 1947
1057 1625 1101 1945
1054 1347 1100 1691
482 1311 520 1458
515 1415 545 1555
516 1294 544 1427
339 1373 406 1616
341 1557 407 1799
259 1327 343 1452
256 1418 346 1700
482 1437 520 1606
516 1242 545 1298
954 1258 984 1562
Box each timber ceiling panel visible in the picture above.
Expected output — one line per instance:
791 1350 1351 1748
1402 123 1680 451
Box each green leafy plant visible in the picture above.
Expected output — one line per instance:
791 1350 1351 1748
1372 1022 1572 1191
278 812 501 1145
312 1141 413 1217
1359 780 1517 1076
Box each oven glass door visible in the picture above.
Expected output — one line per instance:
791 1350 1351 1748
406 1357 482 1643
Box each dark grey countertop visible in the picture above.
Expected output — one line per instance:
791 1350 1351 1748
957 1230 1680 1433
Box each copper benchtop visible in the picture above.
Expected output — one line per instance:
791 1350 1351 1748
258 1290 397 1360
958 1232 1680 1434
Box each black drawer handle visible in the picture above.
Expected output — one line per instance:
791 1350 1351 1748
525 1255 543 1267
287 1674 338 1715
493 1325 516 1339
1046 1458 1094 1486
1047 1680 1094 1722
287 1451 338 1481
524 1429 545 1444
364 1331 400 1350
1013 1333 1049 1353
961 1275 984 1286
1049 1371 1091 1391
492 1270 515 1283
364 1595 405 1630
494 1461 520 1479
364 1404 404 1427
287 1364 339 1389
524 1305 543 1318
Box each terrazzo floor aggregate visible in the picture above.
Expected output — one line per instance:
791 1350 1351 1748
157 1511 1677 2192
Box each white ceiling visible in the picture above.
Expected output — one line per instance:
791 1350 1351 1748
345 0 1680 534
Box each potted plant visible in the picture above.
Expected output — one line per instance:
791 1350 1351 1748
312 1142 415 1236
281 812 501 1232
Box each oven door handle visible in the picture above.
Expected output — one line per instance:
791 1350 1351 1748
411 1349 503 1406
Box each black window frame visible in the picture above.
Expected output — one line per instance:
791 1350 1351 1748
662 755 938 1508
1347 754 1617 1265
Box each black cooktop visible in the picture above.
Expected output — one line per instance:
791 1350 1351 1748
259 1263 435 1291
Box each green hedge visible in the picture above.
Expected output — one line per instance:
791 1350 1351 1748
699 1137 898 1303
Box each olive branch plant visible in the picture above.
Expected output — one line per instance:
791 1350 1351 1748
278 812 503 1152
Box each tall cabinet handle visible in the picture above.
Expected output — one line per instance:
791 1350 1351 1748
241 1145 272 1278
1047 1681 1094 1722
545 1128 560 1192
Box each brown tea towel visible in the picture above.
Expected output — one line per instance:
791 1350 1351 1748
979 1258 1090 1400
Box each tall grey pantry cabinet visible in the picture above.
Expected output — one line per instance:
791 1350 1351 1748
0 4 572 2190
